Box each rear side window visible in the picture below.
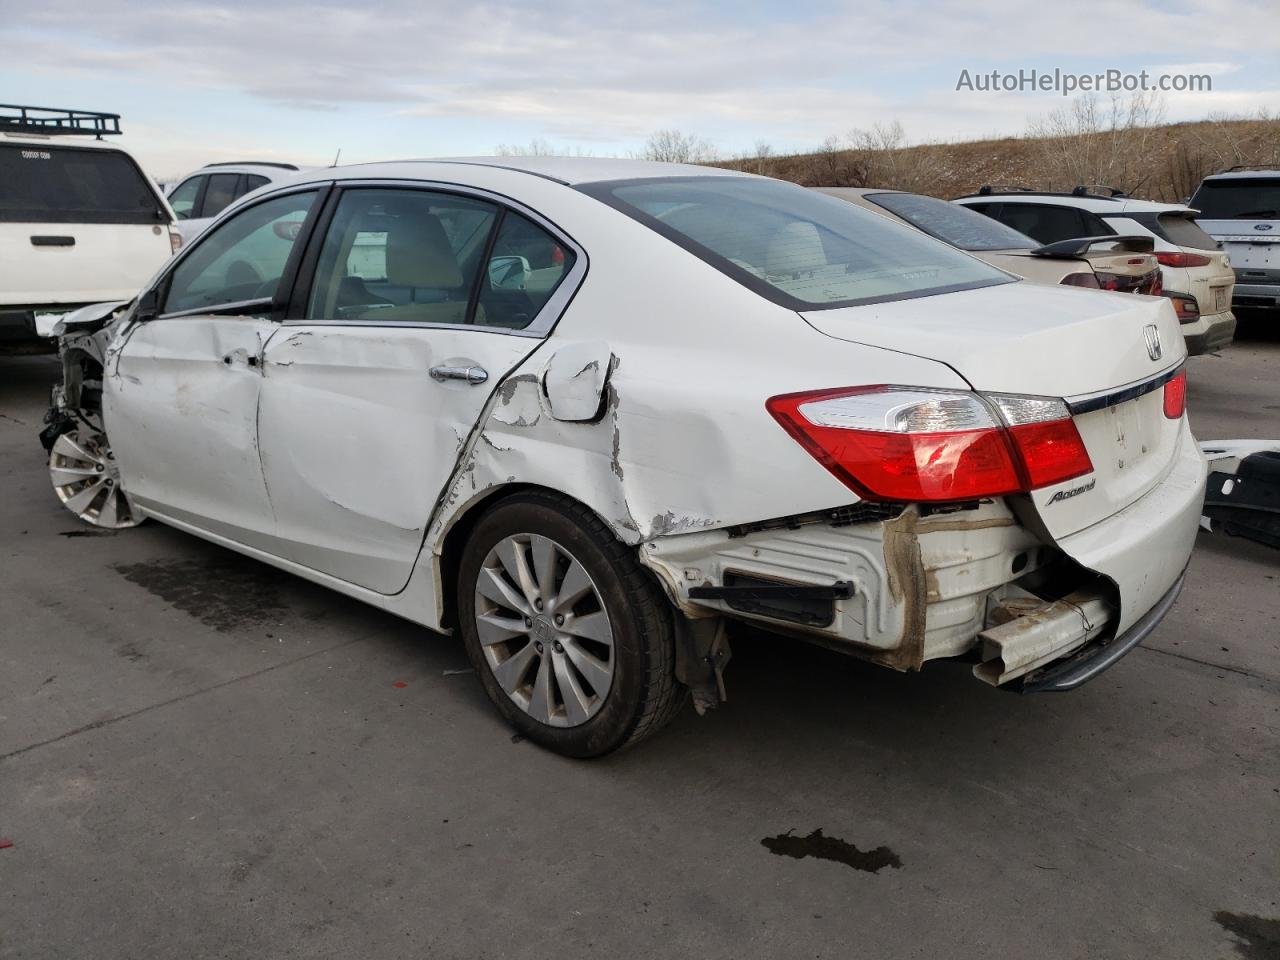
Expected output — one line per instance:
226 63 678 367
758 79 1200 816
990 204 1087 244
1190 178 1280 219
200 173 240 219
480 211 577 329
243 175 270 194
0 144 165 224
585 177 1009 309
865 192 1036 251
305 188 499 326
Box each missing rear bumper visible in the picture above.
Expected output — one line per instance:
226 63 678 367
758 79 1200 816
1017 568 1186 693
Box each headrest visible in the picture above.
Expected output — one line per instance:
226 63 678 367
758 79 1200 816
385 210 464 289
766 221 826 277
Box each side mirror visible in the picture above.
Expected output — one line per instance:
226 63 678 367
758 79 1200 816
135 287 161 322
488 255 531 291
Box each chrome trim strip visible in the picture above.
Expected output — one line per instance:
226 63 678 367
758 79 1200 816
1065 362 1184 415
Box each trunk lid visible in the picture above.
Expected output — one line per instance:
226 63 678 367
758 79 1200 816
1196 219 1278 290
801 281 1187 537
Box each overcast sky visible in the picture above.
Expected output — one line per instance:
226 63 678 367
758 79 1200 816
1 0 1277 178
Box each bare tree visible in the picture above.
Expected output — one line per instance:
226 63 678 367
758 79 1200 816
1026 92 1166 194
640 130 719 163
494 138 557 157
844 121 945 192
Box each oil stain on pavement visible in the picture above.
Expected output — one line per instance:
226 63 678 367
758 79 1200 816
761 828 902 873
1214 911 1280 959
113 556 287 632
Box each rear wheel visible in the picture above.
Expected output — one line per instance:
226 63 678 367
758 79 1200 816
48 428 142 529
457 492 684 757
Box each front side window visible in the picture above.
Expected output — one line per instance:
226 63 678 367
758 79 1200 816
585 177 1008 309
306 189 498 325
866 192 1036 251
163 190 317 314
167 176 204 220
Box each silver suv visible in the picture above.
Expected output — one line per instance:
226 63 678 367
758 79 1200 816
1190 168 1280 312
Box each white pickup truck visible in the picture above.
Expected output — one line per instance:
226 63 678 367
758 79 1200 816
0 105 178 351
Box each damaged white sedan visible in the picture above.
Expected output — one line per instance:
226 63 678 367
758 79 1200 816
42 158 1206 757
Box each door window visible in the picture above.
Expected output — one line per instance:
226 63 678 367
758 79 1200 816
306 188 498 325
167 176 204 220
200 173 241 219
242 174 270 196
993 204 1087 244
163 190 317 314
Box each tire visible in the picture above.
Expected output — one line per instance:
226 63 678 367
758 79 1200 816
457 491 685 757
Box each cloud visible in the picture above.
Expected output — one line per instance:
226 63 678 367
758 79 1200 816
4 0 1277 170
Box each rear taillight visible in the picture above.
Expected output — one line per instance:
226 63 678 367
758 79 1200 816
1155 251 1211 268
168 226 183 255
1094 271 1122 291
767 386 1093 503
1164 292 1200 323
1163 370 1187 419
1060 272 1101 288
1147 272 1163 296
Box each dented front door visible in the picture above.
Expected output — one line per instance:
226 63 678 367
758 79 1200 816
256 326 533 594
107 315 280 550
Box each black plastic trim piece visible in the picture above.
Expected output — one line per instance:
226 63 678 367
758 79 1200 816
689 581 855 602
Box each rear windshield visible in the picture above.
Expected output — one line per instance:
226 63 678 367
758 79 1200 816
582 177 1011 309
1189 178 1280 220
1157 214 1219 250
0 143 166 224
863 191 1037 251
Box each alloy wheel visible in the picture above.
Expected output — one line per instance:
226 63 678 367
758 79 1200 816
473 533 615 727
48 430 142 529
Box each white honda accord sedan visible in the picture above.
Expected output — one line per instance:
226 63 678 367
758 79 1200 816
42 158 1206 757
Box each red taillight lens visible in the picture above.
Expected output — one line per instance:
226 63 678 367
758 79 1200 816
1006 420 1094 488
1060 272 1101 288
1163 370 1187 419
1147 272 1162 296
1095 271 1122 291
1165 293 1200 323
1155 251 1211 268
767 387 1093 503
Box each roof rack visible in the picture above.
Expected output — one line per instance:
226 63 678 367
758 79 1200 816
203 161 299 171
976 184 1034 196
1219 164 1280 174
0 103 122 138
960 186 1126 202
1071 184 1127 198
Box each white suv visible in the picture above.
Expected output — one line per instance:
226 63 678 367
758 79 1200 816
1189 168 1280 312
0 105 178 350
955 188 1236 354
167 162 302 245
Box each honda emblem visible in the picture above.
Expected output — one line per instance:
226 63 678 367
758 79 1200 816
1144 324 1162 361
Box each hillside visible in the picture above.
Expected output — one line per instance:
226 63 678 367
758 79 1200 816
714 117 1280 203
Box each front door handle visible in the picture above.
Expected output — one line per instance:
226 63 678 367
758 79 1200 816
430 364 488 385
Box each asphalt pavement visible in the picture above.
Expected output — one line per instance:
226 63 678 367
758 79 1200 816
1 322 1277 960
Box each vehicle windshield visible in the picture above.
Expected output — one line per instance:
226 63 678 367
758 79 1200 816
0 144 166 224
864 191 1037 251
1190 178 1280 219
584 177 1012 309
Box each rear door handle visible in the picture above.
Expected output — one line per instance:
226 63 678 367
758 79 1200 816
430 364 488 384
